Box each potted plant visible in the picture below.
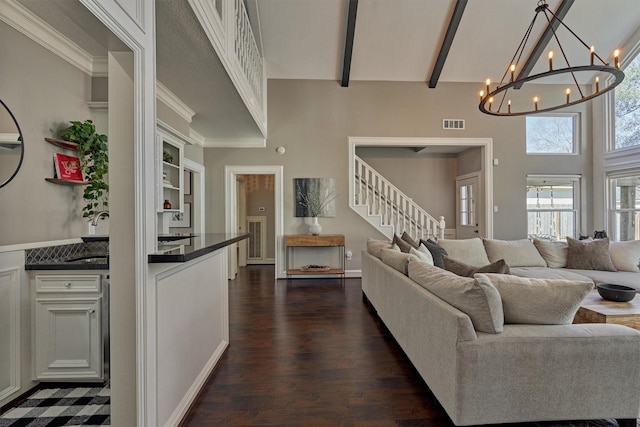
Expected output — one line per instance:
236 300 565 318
59 120 109 222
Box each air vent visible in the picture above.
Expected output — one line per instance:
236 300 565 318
443 119 465 130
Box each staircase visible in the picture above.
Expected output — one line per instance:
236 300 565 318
351 156 445 240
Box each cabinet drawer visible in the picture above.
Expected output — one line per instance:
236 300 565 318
35 274 101 293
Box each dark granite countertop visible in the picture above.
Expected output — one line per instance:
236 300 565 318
148 233 250 263
26 255 109 271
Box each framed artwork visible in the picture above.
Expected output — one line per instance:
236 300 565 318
169 202 191 228
184 170 192 195
294 177 336 217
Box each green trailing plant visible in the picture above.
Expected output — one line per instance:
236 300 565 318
59 120 109 221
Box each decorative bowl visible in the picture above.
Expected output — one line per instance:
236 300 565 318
596 284 637 302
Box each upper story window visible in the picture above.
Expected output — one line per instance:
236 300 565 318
607 172 640 241
526 114 578 154
527 175 580 241
613 51 640 150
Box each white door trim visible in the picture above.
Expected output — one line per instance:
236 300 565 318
348 136 494 238
225 166 284 279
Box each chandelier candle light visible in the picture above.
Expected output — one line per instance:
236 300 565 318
478 0 625 117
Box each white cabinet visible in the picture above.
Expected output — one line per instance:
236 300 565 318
157 124 185 213
33 274 104 381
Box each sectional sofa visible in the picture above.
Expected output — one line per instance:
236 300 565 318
362 237 640 426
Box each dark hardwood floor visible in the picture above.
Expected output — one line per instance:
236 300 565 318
180 265 633 427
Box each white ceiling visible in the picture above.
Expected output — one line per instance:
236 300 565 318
258 0 640 84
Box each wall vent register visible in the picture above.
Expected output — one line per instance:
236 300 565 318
443 119 465 130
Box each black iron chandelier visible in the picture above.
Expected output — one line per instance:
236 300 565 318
479 0 625 117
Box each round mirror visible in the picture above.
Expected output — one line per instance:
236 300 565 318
0 99 24 189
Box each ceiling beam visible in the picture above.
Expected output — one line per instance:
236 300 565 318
341 0 358 87
515 0 574 88
428 0 467 88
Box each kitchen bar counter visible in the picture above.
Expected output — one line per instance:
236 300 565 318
148 233 250 263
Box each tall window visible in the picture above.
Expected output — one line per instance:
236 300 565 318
608 173 640 241
614 52 640 150
526 114 577 154
527 176 580 241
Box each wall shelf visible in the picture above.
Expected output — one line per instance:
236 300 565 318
44 137 79 151
45 178 88 186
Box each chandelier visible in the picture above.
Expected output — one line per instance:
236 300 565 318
478 0 624 117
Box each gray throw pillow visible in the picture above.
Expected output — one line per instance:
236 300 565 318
475 273 593 325
420 238 448 268
408 260 504 334
393 234 413 253
566 237 617 271
442 256 510 277
401 231 420 249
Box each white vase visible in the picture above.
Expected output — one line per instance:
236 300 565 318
309 217 322 235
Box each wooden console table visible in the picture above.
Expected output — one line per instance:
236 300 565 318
285 234 345 282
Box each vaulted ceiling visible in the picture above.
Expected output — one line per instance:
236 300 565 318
258 0 640 85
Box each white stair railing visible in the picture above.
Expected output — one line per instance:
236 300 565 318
353 155 445 240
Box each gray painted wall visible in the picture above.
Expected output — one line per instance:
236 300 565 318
204 79 594 272
0 23 94 246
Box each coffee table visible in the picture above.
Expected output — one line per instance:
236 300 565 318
573 290 640 330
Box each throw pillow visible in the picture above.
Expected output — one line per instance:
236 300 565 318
401 231 420 249
533 239 568 268
408 260 504 334
566 237 617 271
609 240 640 272
482 238 547 267
437 238 491 267
475 273 593 325
410 245 434 265
442 256 510 277
380 248 412 275
366 238 393 259
393 234 413 253
420 238 448 268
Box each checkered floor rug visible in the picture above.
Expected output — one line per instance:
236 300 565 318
0 387 109 426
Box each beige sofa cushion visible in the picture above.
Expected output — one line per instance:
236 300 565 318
510 266 594 283
408 260 503 334
483 238 547 267
475 274 593 325
380 248 411 275
367 238 393 259
566 237 616 271
437 238 490 267
533 239 568 268
609 240 640 272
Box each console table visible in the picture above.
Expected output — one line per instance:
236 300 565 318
285 234 345 282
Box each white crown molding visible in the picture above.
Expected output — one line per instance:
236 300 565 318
203 138 266 148
156 81 195 124
189 129 205 147
92 56 109 77
87 101 109 111
0 0 95 76
156 119 194 146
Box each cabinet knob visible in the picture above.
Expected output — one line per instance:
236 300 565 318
88 309 95 314
64 282 72 288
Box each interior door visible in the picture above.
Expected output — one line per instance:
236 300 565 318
456 174 483 239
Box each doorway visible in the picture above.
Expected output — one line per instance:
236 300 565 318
456 173 483 238
225 166 284 279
